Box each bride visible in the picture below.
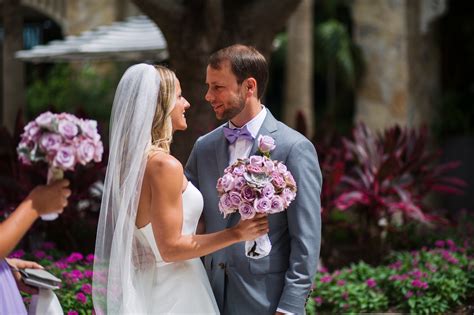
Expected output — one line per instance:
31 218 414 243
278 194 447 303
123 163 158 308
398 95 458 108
93 64 268 314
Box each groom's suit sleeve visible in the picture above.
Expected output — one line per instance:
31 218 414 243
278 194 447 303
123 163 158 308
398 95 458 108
184 138 200 189
277 138 322 314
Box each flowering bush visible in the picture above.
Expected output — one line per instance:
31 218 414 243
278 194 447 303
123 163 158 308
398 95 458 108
10 242 94 314
307 239 474 314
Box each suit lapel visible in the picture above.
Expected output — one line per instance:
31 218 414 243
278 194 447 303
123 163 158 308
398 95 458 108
214 125 233 228
249 109 278 156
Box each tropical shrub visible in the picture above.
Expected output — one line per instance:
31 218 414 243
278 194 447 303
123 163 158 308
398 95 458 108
307 239 474 314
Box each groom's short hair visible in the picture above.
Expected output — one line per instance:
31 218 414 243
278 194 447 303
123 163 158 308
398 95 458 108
208 44 269 99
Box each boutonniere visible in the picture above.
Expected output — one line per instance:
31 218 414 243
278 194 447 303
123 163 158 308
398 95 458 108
257 135 276 158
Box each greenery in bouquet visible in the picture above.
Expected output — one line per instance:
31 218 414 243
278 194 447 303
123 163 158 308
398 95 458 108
9 242 94 315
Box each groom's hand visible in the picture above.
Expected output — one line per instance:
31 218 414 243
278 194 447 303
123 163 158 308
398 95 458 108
233 214 269 241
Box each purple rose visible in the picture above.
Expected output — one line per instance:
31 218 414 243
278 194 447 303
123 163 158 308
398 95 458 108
241 185 257 202
284 171 297 188
271 173 286 190
76 292 87 304
35 111 55 128
264 159 275 172
232 164 246 176
258 135 276 154
220 173 235 192
94 141 103 163
24 121 41 141
239 202 256 220
249 155 264 167
53 145 76 170
277 162 287 173
80 119 100 142
281 188 296 207
233 176 247 190
58 119 79 139
76 139 96 165
39 133 63 153
81 283 92 295
229 191 243 207
219 194 235 218
254 197 271 213
270 195 284 213
262 184 275 199
246 164 264 174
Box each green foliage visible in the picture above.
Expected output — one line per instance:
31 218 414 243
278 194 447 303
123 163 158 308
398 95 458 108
308 240 474 314
26 63 121 122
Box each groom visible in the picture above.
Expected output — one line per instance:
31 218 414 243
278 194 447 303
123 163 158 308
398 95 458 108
185 44 322 315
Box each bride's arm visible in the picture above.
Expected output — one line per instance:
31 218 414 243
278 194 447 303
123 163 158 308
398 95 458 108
146 155 268 263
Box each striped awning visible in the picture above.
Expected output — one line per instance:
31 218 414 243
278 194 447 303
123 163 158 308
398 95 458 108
15 15 168 62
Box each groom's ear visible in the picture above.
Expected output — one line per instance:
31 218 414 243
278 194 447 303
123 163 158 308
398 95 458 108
244 78 257 97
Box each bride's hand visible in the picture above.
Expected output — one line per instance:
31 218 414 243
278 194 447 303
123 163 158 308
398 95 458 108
232 214 269 241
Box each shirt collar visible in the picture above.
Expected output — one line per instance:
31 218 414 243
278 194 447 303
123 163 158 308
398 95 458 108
228 106 267 138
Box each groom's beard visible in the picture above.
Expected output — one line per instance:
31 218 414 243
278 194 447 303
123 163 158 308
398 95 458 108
219 94 246 122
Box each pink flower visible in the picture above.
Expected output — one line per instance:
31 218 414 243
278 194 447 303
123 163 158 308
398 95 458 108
220 173 235 192
337 279 346 286
342 291 349 300
76 292 87 304
313 296 323 305
366 278 377 288
411 279 428 289
93 141 104 163
67 311 79 315
233 176 247 190
80 119 100 142
39 133 63 153
435 240 445 248
9 249 25 258
33 250 47 259
241 186 257 202
257 135 276 154
86 254 96 264
249 155 264 167
219 194 235 218
84 270 94 278
228 191 243 207
54 261 69 269
270 195 284 213
66 252 84 263
262 184 275 199
281 188 296 207
405 291 414 298
81 283 92 295
320 275 332 283
24 121 41 141
232 165 246 176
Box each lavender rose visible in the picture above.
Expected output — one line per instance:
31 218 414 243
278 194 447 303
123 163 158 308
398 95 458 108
233 176 247 190
241 185 257 202
76 139 96 165
258 135 276 154
239 202 256 220
39 133 63 153
24 121 41 141
219 194 235 218
35 111 55 128
80 119 100 142
53 146 76 170
249 155 264 167
254 197 272 213
271 172 286 190
94 141 103 163
277 162 287 173
229 191 243 207
270 195 285 213
220 173 235 192
281 188 297 207
58 120 79 139
232 164 246 176
262 184 275 199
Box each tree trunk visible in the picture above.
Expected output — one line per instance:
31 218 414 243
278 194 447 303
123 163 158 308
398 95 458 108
283 0 314 138
2 0 25 136
133 0 302 163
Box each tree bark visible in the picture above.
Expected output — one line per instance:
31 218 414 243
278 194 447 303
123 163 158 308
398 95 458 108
133 0 302 163
2 0 25 136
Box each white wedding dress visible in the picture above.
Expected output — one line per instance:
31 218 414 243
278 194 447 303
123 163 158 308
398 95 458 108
133 182 220 314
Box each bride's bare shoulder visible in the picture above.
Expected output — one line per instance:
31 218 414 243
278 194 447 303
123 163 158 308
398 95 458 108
145 152 183 180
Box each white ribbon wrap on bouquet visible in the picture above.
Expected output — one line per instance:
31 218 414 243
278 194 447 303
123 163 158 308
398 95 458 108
28 288 63 315
245 234 272 259
40 167 64 221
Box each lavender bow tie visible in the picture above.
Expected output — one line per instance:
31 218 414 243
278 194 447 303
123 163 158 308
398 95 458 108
223 125 254 144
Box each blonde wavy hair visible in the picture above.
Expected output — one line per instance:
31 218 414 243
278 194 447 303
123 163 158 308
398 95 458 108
149 65 177 154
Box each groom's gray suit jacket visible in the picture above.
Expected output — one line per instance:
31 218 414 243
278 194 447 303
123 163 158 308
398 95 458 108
185 110 322 315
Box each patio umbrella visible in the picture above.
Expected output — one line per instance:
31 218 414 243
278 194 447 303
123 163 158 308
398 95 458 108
15 15 168 62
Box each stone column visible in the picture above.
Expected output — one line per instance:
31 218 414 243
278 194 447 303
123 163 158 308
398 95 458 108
352 0 444 131
2 0 25 135
283 0 314 138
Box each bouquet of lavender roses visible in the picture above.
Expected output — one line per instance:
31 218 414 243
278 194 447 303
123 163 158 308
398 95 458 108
17 111 103 220
216 135 297 259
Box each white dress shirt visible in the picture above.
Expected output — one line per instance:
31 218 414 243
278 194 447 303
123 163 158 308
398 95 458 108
227 106 294 315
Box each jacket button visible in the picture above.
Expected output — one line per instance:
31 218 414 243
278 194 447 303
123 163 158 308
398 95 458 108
218 263 226 269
